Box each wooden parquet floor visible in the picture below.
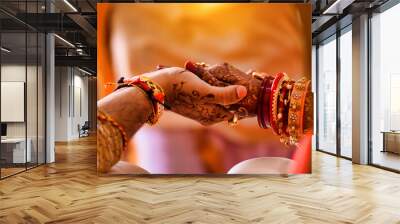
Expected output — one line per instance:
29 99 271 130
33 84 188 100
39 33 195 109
1 135 400 224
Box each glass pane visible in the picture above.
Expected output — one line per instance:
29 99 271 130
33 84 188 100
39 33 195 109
317 37 337 154
312 45 317 151
1 30 27 177
27 31 38 169
27 0 38 168
371 4 400 171
0 1 46 178
339 29 352 158
38 32 45 165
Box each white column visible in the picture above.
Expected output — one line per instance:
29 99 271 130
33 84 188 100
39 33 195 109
45 0 56 163
352 14 369 164
46 32 55 163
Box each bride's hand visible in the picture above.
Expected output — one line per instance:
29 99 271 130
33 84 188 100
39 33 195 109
185 62 270 117
144 67 247 126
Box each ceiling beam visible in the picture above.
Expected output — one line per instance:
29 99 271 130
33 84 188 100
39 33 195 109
322 0 356 14
9 13 82 32
55 55 96 72
67 13 97 40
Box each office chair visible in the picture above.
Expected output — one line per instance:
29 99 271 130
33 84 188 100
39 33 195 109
79 121 90 138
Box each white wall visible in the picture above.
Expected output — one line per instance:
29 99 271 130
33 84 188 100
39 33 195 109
55 66 69 141
1 65 25 139
54 67 89 141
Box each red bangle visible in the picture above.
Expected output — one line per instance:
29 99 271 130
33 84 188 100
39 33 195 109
269 72 289 135
257 77 267 128
278 81 288 135
257 76 273 129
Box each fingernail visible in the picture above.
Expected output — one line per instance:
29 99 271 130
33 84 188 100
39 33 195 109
236 86 247 98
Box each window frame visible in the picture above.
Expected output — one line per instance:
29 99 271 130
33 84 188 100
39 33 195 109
315 24 353 161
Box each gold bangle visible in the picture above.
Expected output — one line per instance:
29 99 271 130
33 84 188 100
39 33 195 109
97 110 129 151
287 77 311 145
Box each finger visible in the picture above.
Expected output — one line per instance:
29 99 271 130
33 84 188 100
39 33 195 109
205 85 247 105
251 71 270 80
185 61 227 87
207 63 248 83
185 61 206 77
150 66 186 76
197 104 234 126
200 73 228 87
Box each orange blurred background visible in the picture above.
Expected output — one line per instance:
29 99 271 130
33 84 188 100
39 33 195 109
98 3 311 174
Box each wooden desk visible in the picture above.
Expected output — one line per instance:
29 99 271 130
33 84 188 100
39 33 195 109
381 131 400 154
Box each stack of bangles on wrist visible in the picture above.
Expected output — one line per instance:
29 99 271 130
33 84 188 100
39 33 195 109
256 72 313 146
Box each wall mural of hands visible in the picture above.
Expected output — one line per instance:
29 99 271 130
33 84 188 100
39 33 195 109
97 3 312 174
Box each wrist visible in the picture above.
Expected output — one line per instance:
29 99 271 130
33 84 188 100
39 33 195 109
144 68 178 105
145 72 169 93
98 87 153 138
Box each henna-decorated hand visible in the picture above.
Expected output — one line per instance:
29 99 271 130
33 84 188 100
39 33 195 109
185 62 270 117
145 67 248 126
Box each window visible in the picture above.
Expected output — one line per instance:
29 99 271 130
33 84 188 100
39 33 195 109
0 1 46 179
339 28 352 158
317 36 337 154
312 45 317 150
370 3 400 171
1 30 28 178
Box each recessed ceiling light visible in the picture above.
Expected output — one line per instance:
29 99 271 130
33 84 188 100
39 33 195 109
1 47 11 53
54 34 75 48
63 0 78 12
78 67 93 76
323 0 354 15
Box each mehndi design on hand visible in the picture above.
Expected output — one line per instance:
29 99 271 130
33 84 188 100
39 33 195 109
185 61 266 117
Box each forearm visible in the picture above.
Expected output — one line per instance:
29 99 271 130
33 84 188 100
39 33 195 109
98 86 153 138
96 67 246 173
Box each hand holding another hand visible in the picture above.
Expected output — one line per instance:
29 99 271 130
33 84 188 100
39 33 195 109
185 61 270 118
144 67 248 126
124 61 311 145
